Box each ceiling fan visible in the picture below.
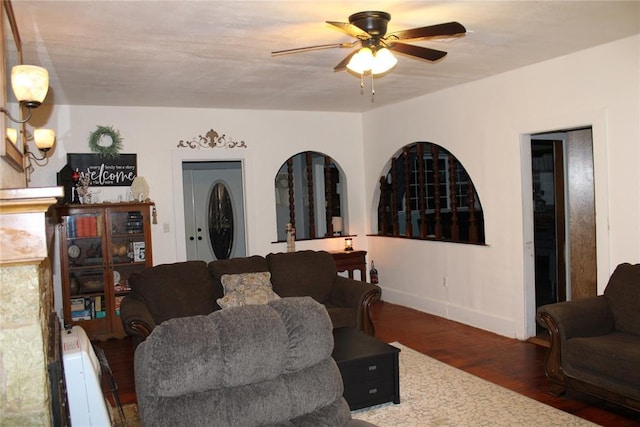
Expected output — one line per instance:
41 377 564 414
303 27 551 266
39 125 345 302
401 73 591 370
272 11 466 76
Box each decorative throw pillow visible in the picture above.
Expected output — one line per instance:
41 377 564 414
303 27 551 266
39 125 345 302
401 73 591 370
217 272 281 309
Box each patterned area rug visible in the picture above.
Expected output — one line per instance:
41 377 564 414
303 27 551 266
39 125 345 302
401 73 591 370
111 342 595 427
108 401 139 427
352 342 596 426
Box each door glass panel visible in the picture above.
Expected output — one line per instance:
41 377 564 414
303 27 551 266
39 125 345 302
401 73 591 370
208 181 234 260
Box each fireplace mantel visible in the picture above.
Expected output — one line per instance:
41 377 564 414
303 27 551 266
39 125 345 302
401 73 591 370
0 187 63 264
0 186 63 426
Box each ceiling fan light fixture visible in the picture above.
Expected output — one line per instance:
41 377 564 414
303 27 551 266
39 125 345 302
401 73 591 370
346 47 374 74
346 46 397 76
371 47 397 75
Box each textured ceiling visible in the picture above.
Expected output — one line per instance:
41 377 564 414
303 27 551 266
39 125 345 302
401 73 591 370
9 1 640 113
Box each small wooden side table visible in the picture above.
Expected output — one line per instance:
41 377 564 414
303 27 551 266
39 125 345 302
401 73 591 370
331 250 367 282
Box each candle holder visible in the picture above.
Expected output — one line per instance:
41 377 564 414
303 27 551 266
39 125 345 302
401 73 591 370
344 237 354 251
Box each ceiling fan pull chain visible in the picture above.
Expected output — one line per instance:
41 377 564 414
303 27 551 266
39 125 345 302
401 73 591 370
371 73 375 102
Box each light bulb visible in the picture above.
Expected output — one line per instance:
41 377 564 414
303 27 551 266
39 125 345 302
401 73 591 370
347 48 374 74
34 128 55 150
372 48 398 75
11 65 49 108
6 128 17 145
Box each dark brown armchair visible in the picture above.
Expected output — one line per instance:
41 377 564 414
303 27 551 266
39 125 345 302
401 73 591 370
536 263 640 412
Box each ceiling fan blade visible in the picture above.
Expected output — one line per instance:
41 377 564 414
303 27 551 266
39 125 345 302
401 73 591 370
386 21 466 41
333 50 358 72
271 41 356 56
388 42 448 61
326 20 371 39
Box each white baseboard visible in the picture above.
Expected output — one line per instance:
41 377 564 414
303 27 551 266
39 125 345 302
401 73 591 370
380 287 522 340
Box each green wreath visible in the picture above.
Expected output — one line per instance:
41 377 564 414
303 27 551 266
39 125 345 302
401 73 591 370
88 125 123 158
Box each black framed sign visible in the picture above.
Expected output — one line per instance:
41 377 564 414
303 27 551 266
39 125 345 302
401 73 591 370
67 153 137 187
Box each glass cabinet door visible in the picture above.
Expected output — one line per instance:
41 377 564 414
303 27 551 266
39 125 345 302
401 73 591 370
107 206 151 333
59 202 153 340
63 210 110 334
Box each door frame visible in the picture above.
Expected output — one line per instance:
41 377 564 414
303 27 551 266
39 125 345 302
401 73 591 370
172 150 249 262
182 162 246 261
519 109 611 338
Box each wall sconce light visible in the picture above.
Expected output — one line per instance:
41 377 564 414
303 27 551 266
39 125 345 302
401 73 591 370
344 237 354 251
26 128 55 161
0 64 49 124
6 128 18 145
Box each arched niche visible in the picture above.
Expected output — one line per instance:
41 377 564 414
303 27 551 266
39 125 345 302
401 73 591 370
275 151 347 241
376 142 485 244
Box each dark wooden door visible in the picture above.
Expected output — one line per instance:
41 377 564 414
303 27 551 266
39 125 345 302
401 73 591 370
566 128 597 299
532 127 596 310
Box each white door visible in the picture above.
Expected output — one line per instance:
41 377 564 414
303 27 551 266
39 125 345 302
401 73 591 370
182 161 246 262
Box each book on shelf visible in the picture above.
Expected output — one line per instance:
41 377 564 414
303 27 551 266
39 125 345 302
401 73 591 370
70 297 85 312
70 295 107 321
89 215 98 237
68 215 100 238
71 309 92 321
79 216 86 237
65 216 76 238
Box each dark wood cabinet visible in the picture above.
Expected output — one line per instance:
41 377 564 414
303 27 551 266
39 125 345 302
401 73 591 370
56 202 153 340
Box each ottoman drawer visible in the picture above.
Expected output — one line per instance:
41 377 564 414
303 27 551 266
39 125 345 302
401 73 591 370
338 354 394 383
343 378 395 410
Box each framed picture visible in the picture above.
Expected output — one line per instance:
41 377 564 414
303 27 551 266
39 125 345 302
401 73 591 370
1 0 25 172
132 241 146 262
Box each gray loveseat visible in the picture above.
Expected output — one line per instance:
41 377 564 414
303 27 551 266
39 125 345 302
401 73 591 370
135 297 375 426
120 250 381 346
536 262 640 411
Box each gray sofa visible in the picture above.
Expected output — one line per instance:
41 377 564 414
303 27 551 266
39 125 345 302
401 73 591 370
121 250 381 346
134 297 374 426
536 262 640 411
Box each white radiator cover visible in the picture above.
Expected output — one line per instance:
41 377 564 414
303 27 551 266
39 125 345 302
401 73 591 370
62 326 111 426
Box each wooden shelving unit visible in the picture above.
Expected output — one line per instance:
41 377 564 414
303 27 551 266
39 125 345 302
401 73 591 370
56 202 153 340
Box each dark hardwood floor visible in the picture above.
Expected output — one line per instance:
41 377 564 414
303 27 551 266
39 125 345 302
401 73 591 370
93 301 640 426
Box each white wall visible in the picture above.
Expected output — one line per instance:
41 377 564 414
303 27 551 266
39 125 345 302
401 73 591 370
30 36 639 340
362 35 640 339
28 107 366 264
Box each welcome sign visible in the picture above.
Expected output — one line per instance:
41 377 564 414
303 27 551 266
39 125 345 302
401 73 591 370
67 153 137 187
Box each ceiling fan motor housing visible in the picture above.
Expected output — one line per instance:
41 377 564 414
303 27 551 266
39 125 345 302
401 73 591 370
349 11 391 38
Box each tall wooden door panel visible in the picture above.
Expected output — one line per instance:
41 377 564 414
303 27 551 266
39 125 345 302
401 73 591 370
566 128 597 299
